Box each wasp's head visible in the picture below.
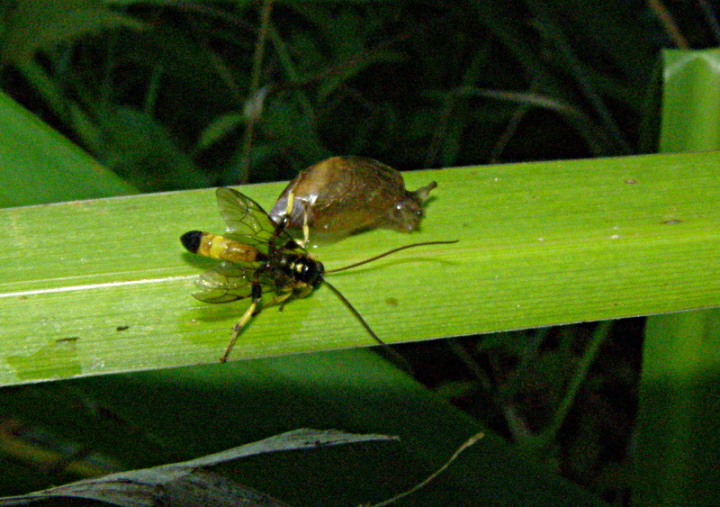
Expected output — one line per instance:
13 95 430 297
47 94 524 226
291 257 324 286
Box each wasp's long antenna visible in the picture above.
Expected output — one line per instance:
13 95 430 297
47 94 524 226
323 279 412 372
326 240 458 274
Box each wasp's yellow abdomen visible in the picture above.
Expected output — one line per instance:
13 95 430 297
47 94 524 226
181 231 261 263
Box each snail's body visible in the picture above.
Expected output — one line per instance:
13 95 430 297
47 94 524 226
269 156 436 240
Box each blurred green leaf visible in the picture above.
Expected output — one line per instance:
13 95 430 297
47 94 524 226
0 0 146 65
197 112 246 152
635 48 720 507
0 352 606 505
97 106 209 191
0 91 135 207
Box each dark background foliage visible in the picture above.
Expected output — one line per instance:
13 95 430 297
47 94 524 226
1 0 718 504
2 0 700 192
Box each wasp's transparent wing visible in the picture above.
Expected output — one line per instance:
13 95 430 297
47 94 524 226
192 261 256 303
215 188 288 249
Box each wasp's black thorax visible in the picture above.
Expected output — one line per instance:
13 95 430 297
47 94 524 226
268 253 325 288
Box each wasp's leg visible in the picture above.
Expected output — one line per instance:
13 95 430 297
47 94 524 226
273 189 295 237
220 281 263 363
288 189 311 247
300 200 310 247
275 283 314 311
280 189 311 247
285 189 295 218
296 284 314 300
266 289 295 311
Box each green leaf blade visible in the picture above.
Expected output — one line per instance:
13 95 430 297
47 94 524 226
2 151 720 386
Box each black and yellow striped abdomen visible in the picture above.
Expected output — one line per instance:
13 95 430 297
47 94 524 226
181 230 265 263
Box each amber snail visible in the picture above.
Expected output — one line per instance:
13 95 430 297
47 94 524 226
269 156 437 242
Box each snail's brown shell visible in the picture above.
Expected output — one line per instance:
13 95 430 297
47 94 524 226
269 156 436 239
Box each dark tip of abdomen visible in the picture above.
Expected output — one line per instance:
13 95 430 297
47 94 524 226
181 231 203 253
